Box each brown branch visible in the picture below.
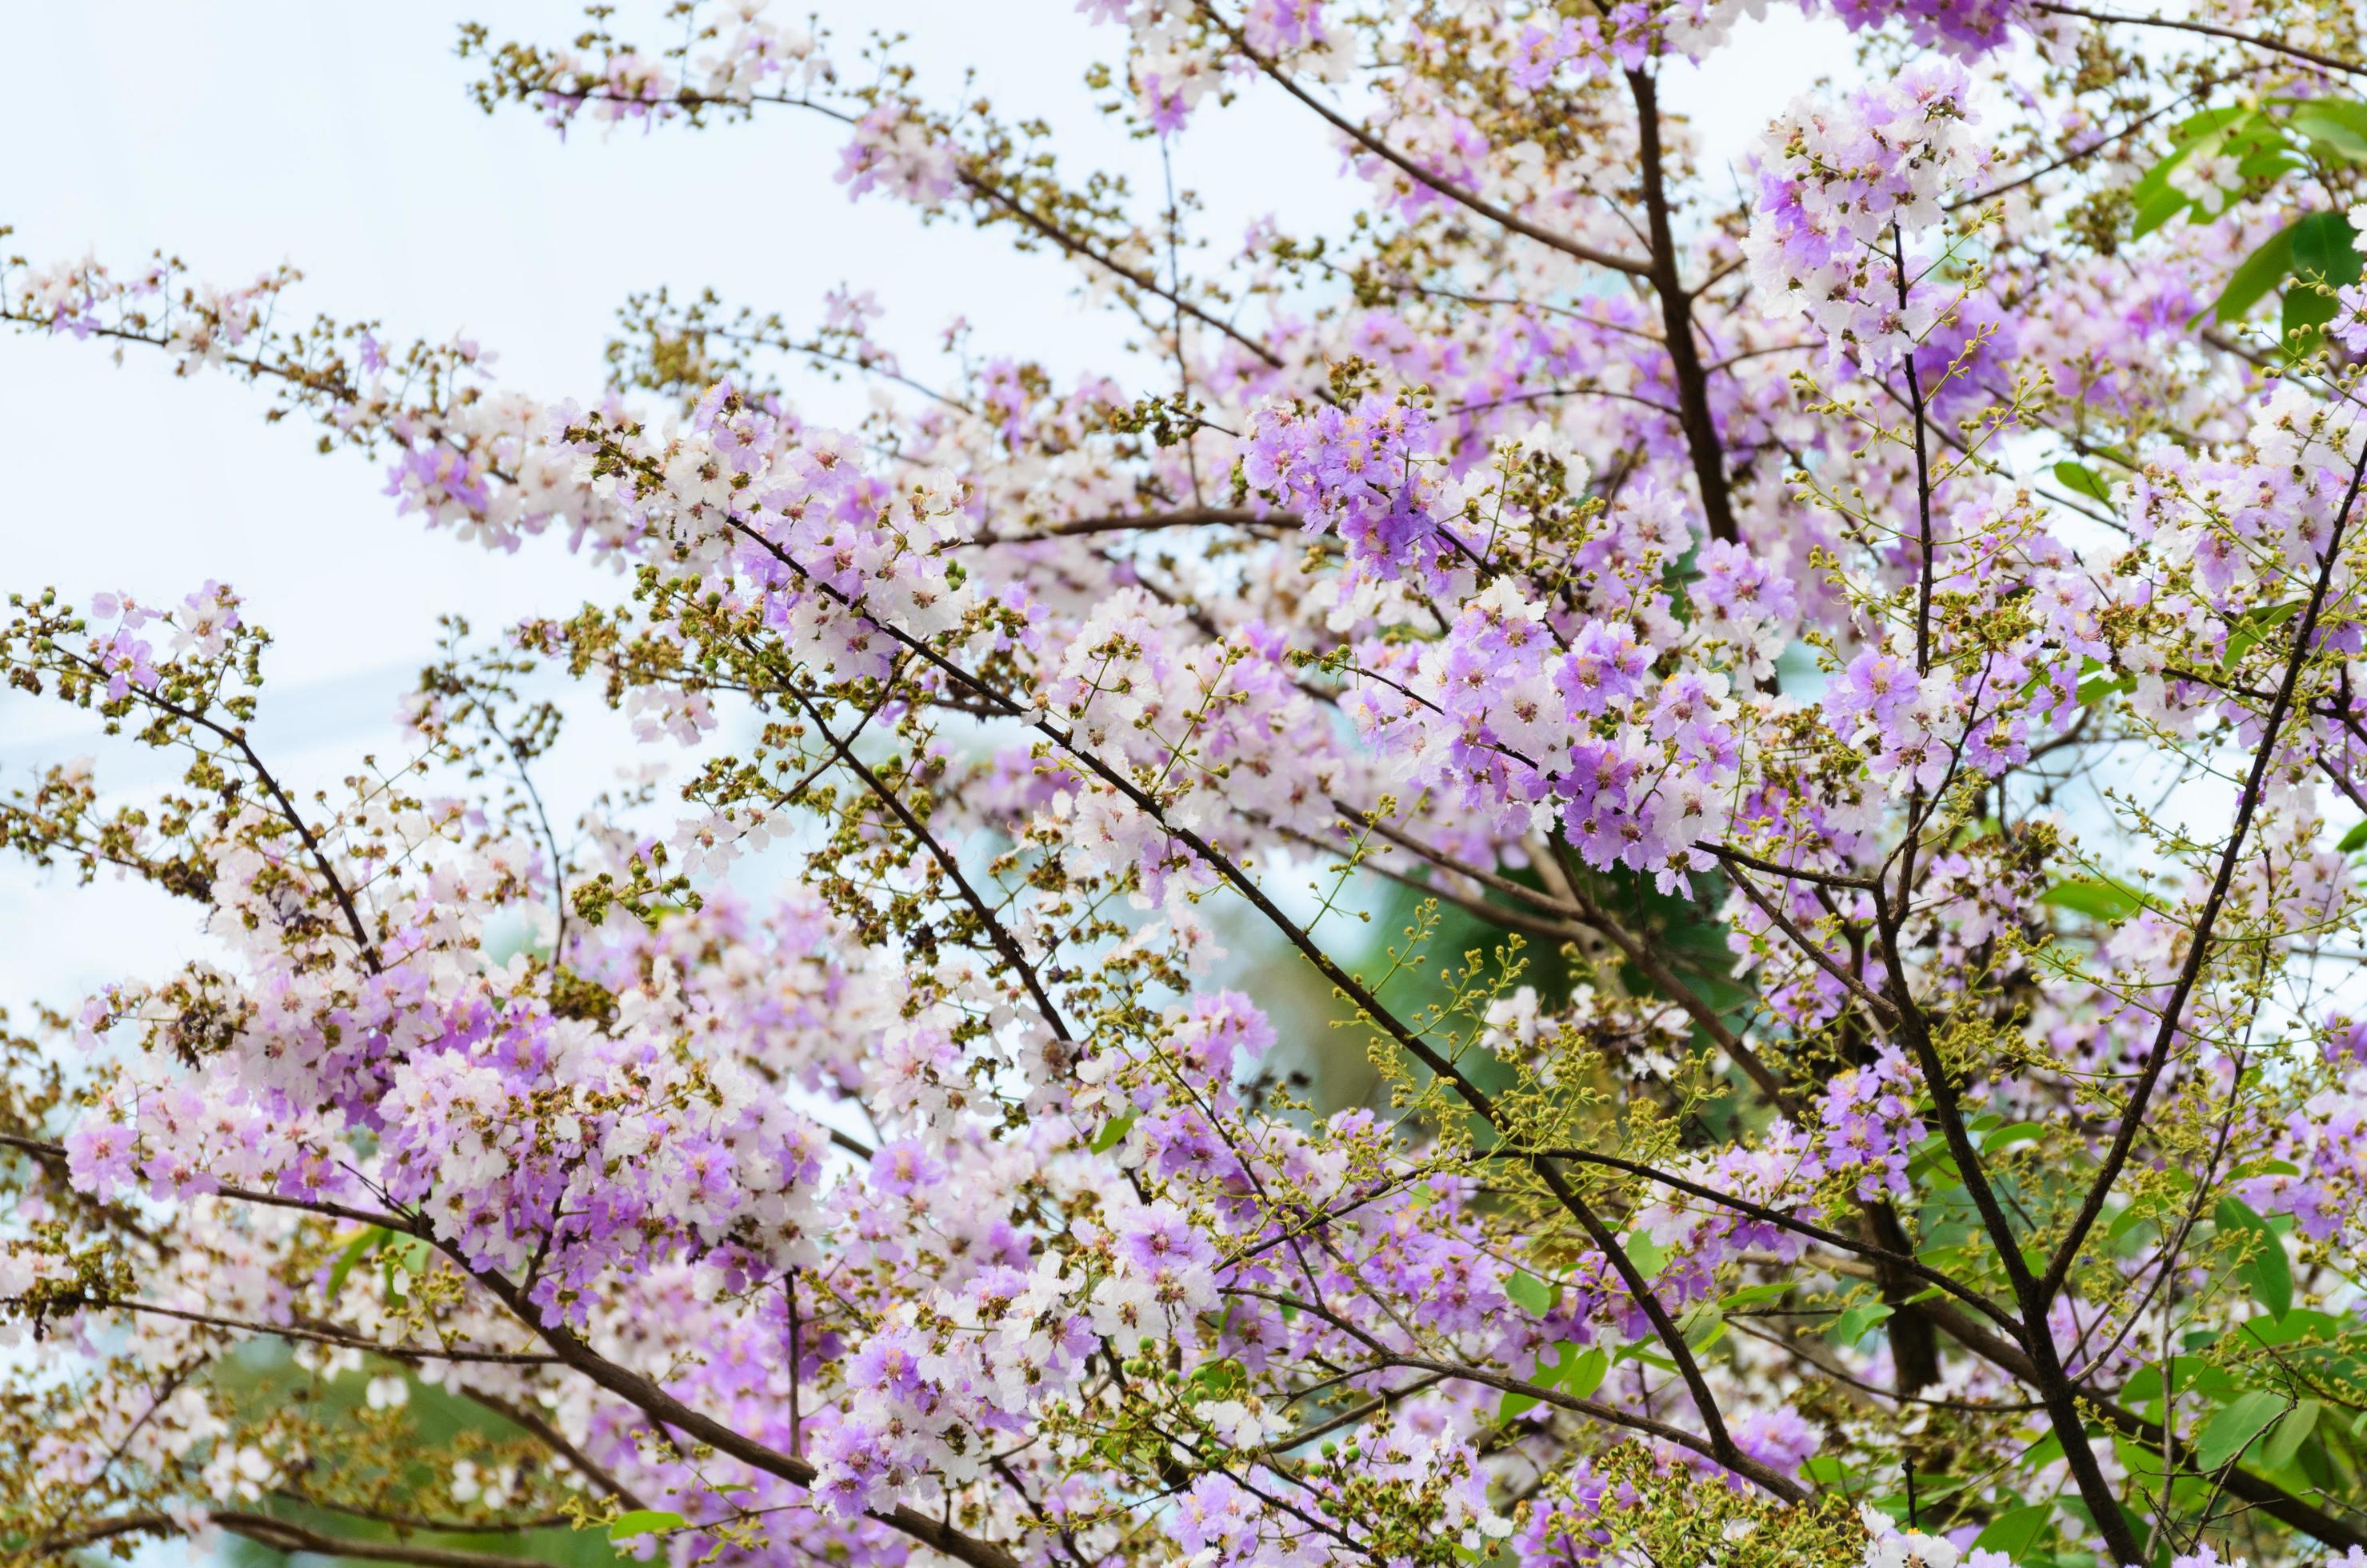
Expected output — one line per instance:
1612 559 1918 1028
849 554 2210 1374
1916 1302 2367 1552
2033 3 2367 77
1386 1354 1802 1490
705 514 1778 1491
1945 92 2197 212
0 1130 411 1232
1715 854 1902 1027
34 1511 554 1568
1627 68 1740 547
51 648 382 973
1201 6 1652 278
66 1297 558 1367
1556 870 1799 1112
462 1389 650 1511
1269 1370 1450 1450
2041 437 2367 1300
453 1254 1025 1568
1516 1145 2020 1331
783 686 1074 1043
957 506 1297 547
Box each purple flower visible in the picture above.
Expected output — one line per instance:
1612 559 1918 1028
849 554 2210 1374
1827 649 1921 732
65 1118 138 1202
868 1138 947 1198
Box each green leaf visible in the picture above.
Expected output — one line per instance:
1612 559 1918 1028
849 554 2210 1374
1905 1128 1959 1184
2247 1246 2297 1323
609 1510 687 1542
2237 145 2307 182
2275 96 2367 138
2290 209 2366 289
2132 106 2257 238
2339 821 2367 853
2053 460 2114 504
1505 1270 1557 1315
326 1226 386 1301
1719 1282 1793 1310
2166 103 2261 150
381 1234 431 1302
2225 1307 2345 1349
2216 1197 2294 1320
2224 598 2302 670
1801 1455 1853 1486
1088 1111 1138 1154
2289 105 2367 159
2040 878 2142 922
2132 183 2194 242
1622 1231 1671 1282
1617 1342 1678 1373
2123 1355 2240 1407
2196 1390 2287 1471
2286 278 2343 346
2207 221 2297 324
2109 1203 2157 1244
2258 1399 2322 1471
1185 1358 1248 1402
1561 1345 1609 1401
2076 658 2136 707
1833 1301 1895 1349
2281 213 2355 358
1505 1341 1612 1418
1974 1501 2056 1558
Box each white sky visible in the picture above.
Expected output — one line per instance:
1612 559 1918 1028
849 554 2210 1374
0 0 1837 1006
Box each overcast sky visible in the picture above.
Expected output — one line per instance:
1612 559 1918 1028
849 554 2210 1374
0 0 1837 1010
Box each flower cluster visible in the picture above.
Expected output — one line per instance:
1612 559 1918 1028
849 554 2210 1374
6 3 2367 1568
1742 58 1986 372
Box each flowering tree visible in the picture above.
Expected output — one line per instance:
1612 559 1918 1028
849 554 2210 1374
12 2 2367 1565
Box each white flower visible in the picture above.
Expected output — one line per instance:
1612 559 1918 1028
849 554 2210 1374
1193 1398 1277 1448
1481 987 1543 1059
2169 150 2245 214
1857 1503 1961 1568
202 1444 278 1502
